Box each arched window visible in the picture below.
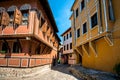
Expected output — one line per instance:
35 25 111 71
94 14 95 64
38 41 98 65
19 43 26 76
20 4 31 25
7 5 17 26
0 7 6 26
2 42 8 53
13 41 22 53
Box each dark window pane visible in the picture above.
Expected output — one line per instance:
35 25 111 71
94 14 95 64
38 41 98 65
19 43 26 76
2 42 8 53
64 36 65 41
67 34 68 39
13 42 21 53
70 43 72 49
91 13 98 28
64 46 65 51
81 0 85 11
83 22 87 34
77 28 80 38
67 44 69 50
70 32 72 37
108 0 115 21
76 8 78 18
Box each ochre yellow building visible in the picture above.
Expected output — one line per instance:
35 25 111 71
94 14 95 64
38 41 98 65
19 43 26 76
70 0 120 73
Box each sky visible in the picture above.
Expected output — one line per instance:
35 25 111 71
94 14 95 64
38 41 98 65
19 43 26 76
48 0 75 43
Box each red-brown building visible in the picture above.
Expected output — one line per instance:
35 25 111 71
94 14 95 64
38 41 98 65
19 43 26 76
0 0 60 67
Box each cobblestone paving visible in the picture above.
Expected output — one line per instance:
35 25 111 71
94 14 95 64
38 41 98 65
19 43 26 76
0 65 78 80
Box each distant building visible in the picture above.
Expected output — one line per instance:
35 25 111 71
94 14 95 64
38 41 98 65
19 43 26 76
61 27 77 65
0 0 60 67
70 0 120 72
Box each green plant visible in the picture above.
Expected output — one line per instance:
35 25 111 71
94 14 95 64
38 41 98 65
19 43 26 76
113 63 120 76
0 51 6 54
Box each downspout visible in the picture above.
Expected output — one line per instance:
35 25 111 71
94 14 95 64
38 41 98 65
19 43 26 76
98 0 102 34
103 0 108 32
73 10 76 46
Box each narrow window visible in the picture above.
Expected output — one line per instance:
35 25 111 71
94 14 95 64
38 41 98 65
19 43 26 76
91 13 98 28
76 8 78 18
64 45 65 51
2 42 8 53
70 43 72 49
67 44 69 50
77 28 80 38
83 22 87 34
21 10 29 25
81 0 85 11
67 34 68 39
13 42 21 53
108 0 115 21
8 11 14 26
70 32 72 37
64 36 65 41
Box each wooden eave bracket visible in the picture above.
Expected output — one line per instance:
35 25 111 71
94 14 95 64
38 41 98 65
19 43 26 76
76 46 83 56
82 44 89 55
104 33 113 46
89 41 97 56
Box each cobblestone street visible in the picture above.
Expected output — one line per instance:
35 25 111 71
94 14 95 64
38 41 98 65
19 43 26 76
0 65 78 80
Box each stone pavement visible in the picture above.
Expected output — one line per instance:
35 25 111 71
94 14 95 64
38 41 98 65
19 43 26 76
0 65 78 80
69 65 120 80
0 64 119 80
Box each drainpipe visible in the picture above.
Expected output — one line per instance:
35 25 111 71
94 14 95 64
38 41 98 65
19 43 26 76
103 0 108 32
98 0 102 34
73 10 76 46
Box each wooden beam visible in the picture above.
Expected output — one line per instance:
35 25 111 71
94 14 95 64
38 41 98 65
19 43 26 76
104 33 113 46
82 43 89 55
89 41 97 56
75 46 83 56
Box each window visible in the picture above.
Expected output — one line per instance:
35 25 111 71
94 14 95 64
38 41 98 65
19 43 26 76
83 22 87 34
91 13 98 28
13 41 21 53
64 45 65 51
8 11 14 26
77 28 80 38
108 0 115 21
67 44 69 50
67 34 68 39
2 42 8 53
21 10 29 25
81 0 85 11
70 43 72 49
64 36 65 41
70 32 72 38
76 8 78 18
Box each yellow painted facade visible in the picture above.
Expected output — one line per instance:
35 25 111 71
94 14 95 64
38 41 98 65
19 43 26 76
70 0 120 73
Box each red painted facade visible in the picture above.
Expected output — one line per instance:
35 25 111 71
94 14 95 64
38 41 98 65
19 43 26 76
0 0 60 67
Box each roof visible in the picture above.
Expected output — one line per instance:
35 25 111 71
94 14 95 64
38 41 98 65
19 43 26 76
40 0 59 32
61 27 71 36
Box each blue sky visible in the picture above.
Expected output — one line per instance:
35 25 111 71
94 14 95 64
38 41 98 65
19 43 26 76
48 0 74 43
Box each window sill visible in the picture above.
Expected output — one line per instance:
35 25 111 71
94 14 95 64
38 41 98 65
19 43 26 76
90 25 98 31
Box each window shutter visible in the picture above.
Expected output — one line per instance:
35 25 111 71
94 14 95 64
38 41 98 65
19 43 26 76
14 8 22 25
1 12 10 26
